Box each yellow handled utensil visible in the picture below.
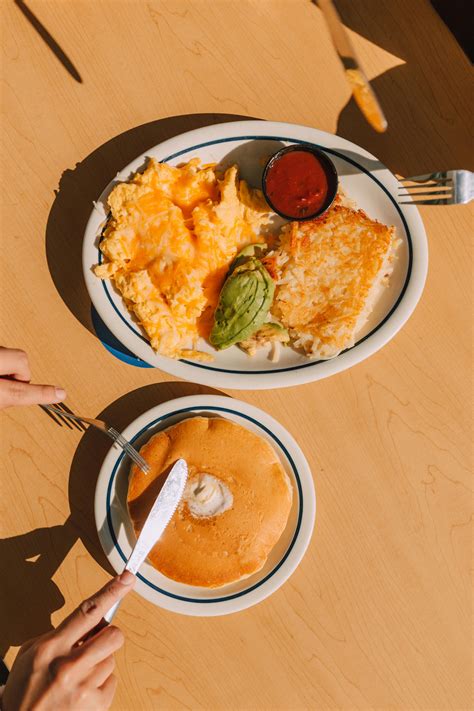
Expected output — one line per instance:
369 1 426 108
317 0 388 133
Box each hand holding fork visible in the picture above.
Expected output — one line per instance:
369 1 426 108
0 346 66 410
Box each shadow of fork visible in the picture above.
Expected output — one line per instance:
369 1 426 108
39 402 87 431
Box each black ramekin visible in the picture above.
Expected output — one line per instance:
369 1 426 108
262 144 338 221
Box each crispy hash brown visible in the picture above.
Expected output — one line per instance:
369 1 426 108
267 204 397 358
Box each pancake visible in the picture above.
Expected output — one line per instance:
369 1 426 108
127 417 293 588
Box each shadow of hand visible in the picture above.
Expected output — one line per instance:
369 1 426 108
0 519 77 658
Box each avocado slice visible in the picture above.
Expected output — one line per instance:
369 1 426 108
228 243 267 274
210 258 275 350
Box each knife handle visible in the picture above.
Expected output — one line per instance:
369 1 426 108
81 597 122 643
81 616 109 644
345 69 387 133
99 565 133 630
81 579 127 643
318 0 387 133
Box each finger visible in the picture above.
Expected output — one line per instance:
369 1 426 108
18 628 56 657
0 380 66 407
0 348 31 380
56 572 135 646
49 653 82 686
86 655 115 689
17 633 45 657
72 625 123 669
98 673 118 710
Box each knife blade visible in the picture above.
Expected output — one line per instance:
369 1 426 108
317 0 387 133
101 458 188 626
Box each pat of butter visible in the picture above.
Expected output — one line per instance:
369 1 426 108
184 473 233 518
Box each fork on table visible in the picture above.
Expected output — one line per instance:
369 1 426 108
398 170 473 205
41 402 150 474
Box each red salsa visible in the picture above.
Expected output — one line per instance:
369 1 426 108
265 150 329 218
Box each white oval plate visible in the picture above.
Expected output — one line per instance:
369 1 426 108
94 395 316 616
83 120 428 389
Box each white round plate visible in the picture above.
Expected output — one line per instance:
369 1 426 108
83 120 428 389
94 395 316 616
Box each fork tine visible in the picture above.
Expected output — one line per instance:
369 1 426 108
119 438 148 468
108 427 150 473
404 179 452 185
398 189 452 196
118 440 150 473
124 446 149 472
398 183 452 190
398 189 453 198
400 177 452 185
399 198 451 205
399 172 450 183
56 402 87 431
40 404 71 428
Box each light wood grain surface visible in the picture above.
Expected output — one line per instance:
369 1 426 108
1 1 472 709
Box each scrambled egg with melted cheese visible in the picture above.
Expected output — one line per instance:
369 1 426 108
94 159 271 359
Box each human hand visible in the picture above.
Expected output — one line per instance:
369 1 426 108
0 348 66 410
2 571 136 711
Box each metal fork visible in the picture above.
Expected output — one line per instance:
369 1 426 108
398 170 473 205
42 403 150 474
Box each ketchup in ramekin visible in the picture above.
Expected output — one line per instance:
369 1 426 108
262 145 338 220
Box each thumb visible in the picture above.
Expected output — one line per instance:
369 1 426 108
0 380 66 408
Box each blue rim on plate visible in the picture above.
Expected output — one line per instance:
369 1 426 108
91 305 152 368
106 405 303 603
97 135 413 374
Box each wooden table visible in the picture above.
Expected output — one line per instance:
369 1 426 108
1 1 472 709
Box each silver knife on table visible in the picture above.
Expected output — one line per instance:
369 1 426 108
89 458 188 634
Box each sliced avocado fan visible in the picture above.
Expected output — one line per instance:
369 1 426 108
210 257 275 350
228 242 268 274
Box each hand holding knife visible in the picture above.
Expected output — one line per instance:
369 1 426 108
85 458 188 639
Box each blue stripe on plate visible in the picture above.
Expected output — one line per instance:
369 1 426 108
106 405 303 603
98 135 413 373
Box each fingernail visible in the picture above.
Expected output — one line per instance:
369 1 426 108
118 570 135 585
55 387 66 400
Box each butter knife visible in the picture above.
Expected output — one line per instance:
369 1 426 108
317 0 388 133
88 458 188 635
